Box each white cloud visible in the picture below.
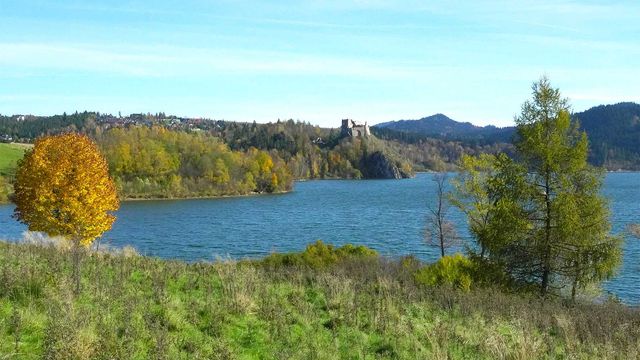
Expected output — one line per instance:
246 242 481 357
1 41 547 83
0 42 436 79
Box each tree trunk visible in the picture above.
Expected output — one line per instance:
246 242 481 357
541 268 549 297
72 237 82 295
571 259 581 303
438 215 445 258
541 171 552 297
436 174 446 258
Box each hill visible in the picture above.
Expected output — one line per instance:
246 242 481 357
572 102 640 169
5 103 638 174
0 117 419 201
375 113 513 143
374 102 640 170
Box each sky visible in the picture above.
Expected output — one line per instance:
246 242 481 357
1 1 639 127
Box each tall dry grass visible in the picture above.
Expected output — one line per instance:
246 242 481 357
0 240 638 359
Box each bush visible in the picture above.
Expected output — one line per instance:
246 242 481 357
414 253 474 291
259 240 378 269
466 255 517 290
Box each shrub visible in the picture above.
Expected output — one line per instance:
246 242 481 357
414 253 474 291
259 240 378 269
466 255 517 290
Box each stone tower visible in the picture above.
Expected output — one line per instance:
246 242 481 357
341 119 370 137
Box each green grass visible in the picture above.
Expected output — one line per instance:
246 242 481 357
0 143 30 177
0 241 639 359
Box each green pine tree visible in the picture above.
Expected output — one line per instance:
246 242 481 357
452 77 621 299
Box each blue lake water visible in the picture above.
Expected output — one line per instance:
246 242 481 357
0 173 638 302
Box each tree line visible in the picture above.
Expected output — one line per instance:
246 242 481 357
0 111 523 176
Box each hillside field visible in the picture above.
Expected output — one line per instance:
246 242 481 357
0 143 30 176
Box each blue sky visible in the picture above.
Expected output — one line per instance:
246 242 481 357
1 1 639 127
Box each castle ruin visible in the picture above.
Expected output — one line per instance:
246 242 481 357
341 119 370 138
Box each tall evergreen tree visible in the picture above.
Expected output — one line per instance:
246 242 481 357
453 77 621 299
515 77 621 297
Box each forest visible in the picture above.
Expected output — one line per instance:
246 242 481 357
94 126 292 199
2 102 640 172
573 103 640 169
0 111 515 181
1 115 421 200
1 99 639 202
92 124 421 199
0 120 415 200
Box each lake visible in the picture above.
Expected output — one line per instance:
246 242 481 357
0 173 638 303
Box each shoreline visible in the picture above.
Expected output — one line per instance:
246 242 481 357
121 189 293 202
0 189 294 205
2 170 640 205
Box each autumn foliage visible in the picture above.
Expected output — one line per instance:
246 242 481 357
13 133 119 246
95 126 292 198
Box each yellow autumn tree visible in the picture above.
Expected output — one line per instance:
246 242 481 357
13 133 120 293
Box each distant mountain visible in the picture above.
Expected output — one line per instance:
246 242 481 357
374 113 513 142
373 102 640 170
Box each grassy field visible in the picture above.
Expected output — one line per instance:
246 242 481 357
0 241 639 359
0 143 30 177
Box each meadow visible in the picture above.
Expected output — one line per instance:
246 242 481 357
0 142 30 202
0 143 30 177
1 240 639 359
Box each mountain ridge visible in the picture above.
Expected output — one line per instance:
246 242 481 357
374 113 513 142
373 102 640 170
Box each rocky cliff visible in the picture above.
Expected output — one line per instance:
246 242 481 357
361 151 408 179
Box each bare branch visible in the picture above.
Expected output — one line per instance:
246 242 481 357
425 173 459 258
